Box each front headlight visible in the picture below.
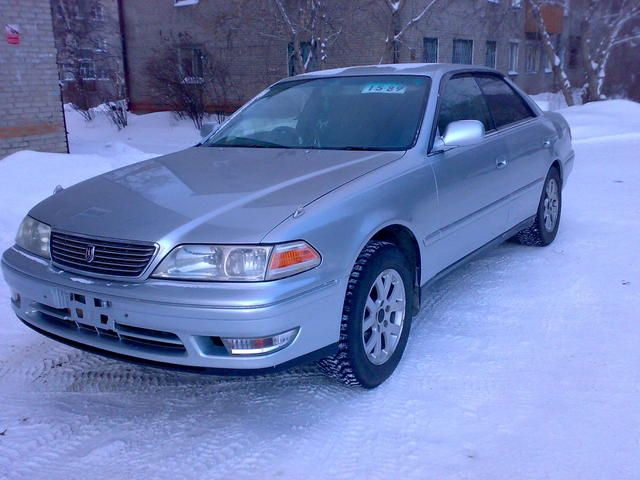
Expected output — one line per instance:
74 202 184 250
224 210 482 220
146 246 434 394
15 216 51 259
152 241 320 281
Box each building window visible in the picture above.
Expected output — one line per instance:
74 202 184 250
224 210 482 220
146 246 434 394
508 41 519 74
452 39 473 64
96 64 110 80
288 42 314 76
423 37 438 63
95 38 108 52
92 3 104 21
541 49 552 73
568 36 580 68
62 65 75 82
79 60 96 80
73 4 84 19
511 0 522 7
174 0 200 6
488 0 499 3
179 46 204 81
525 43 539 73
485 41 497 68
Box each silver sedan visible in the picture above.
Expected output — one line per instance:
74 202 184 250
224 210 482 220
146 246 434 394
1 63 574 388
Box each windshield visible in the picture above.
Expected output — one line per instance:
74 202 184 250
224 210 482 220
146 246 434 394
204 75 431 151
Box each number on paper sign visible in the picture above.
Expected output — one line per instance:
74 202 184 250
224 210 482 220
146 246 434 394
361 83 407 94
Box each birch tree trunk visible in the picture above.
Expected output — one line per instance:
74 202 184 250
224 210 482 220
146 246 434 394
527 0 574 106
579 0 640 103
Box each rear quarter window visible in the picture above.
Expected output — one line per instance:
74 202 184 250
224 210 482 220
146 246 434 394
475 75 535 129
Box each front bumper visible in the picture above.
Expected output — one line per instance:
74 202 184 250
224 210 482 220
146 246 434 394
1 247 344 371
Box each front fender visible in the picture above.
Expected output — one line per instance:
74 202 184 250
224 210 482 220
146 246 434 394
261 155 438 288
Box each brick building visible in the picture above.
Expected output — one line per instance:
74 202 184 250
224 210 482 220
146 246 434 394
120 0 565 113
0 0 68 158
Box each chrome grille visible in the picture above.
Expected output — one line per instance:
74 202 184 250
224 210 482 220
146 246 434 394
50 232 156 277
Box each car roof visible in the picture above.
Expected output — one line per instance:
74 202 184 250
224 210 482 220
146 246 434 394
290 63 500 80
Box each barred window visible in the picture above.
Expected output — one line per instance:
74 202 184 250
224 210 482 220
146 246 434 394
525 43 540 73
509 42 519 73
79 60 96 80
179 46 204 81
452 39 473 64
485 41 497 68
423 37 438 63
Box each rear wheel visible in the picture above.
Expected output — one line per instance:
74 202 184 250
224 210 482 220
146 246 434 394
318 241 414 388
514 167 562 246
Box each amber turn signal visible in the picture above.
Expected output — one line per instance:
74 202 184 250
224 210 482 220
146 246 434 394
266 241 321 280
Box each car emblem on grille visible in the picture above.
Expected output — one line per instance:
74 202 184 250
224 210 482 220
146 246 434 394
85 245 96 263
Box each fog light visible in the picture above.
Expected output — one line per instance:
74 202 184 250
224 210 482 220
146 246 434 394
221 328 299 355
10 291 21 308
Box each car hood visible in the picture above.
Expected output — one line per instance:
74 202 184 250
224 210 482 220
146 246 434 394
30 147 404 244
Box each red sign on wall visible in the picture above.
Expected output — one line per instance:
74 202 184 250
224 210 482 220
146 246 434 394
5 24 20 45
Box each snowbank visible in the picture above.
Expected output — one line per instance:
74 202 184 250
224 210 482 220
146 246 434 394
558 99 640 144
1 100 639 479
65 104 201 156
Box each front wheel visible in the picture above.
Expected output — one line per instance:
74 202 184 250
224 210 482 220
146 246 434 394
514 167 562 246
318 241 414 388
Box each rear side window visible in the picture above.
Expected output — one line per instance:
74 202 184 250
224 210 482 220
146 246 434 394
475 75 535 128
437 75 493 134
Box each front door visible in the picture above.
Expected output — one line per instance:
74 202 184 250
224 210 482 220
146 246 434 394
426 74 511 277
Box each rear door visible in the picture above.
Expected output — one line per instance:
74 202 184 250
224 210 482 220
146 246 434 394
427 74 512 276
474 74 554 228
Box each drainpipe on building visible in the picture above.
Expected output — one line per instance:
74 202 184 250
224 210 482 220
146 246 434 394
48 0 70 154
116 0 131 104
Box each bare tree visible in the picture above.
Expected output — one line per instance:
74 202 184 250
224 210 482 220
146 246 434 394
527 0 575 106
145 35 237 129
579 0 640 102
380 0 440 64
52 0 126 121
271 0 343 74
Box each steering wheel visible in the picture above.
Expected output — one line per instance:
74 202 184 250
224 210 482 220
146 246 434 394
271 126 301 146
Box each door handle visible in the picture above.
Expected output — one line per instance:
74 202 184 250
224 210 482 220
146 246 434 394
496 158 507 169
543 139 552 148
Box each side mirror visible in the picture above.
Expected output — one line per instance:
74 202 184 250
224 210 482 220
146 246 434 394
433 120 485 151
200 122 219 139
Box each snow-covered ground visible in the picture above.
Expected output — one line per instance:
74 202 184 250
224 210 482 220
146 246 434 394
1 101 639 479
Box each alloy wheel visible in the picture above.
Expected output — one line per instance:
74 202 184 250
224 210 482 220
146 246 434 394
543 178 559 232
361 268 406 365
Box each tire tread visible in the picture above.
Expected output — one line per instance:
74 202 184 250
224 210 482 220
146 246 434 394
317 241 392 387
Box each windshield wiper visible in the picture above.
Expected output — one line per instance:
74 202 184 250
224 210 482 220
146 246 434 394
335 146 398 151
208 137 291 149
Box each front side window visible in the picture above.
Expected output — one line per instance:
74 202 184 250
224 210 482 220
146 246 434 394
205 75 431 151
475 75 535 128
452 39 473 64
437 75 493 135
